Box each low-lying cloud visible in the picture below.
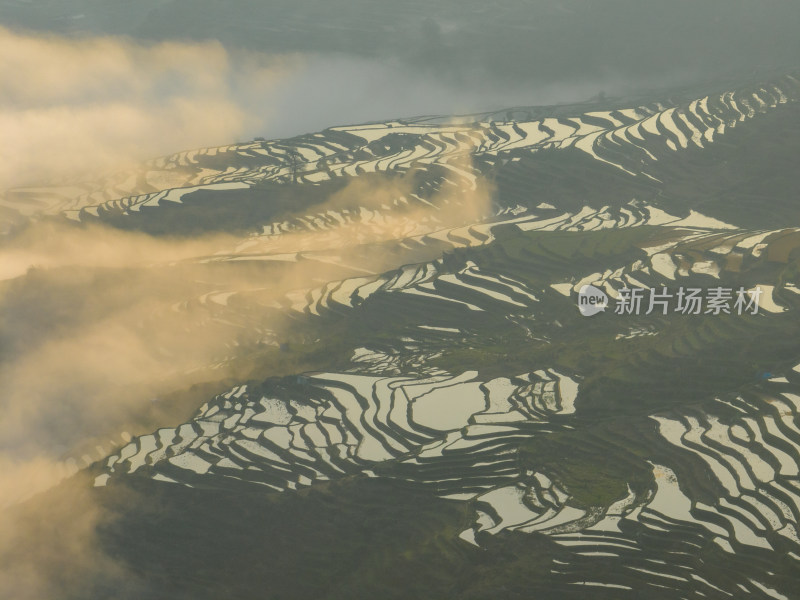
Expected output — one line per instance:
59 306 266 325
0 26 299 191
0 160 493 595
0 24 500 597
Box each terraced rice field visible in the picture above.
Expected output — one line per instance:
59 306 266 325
5 70 800 598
